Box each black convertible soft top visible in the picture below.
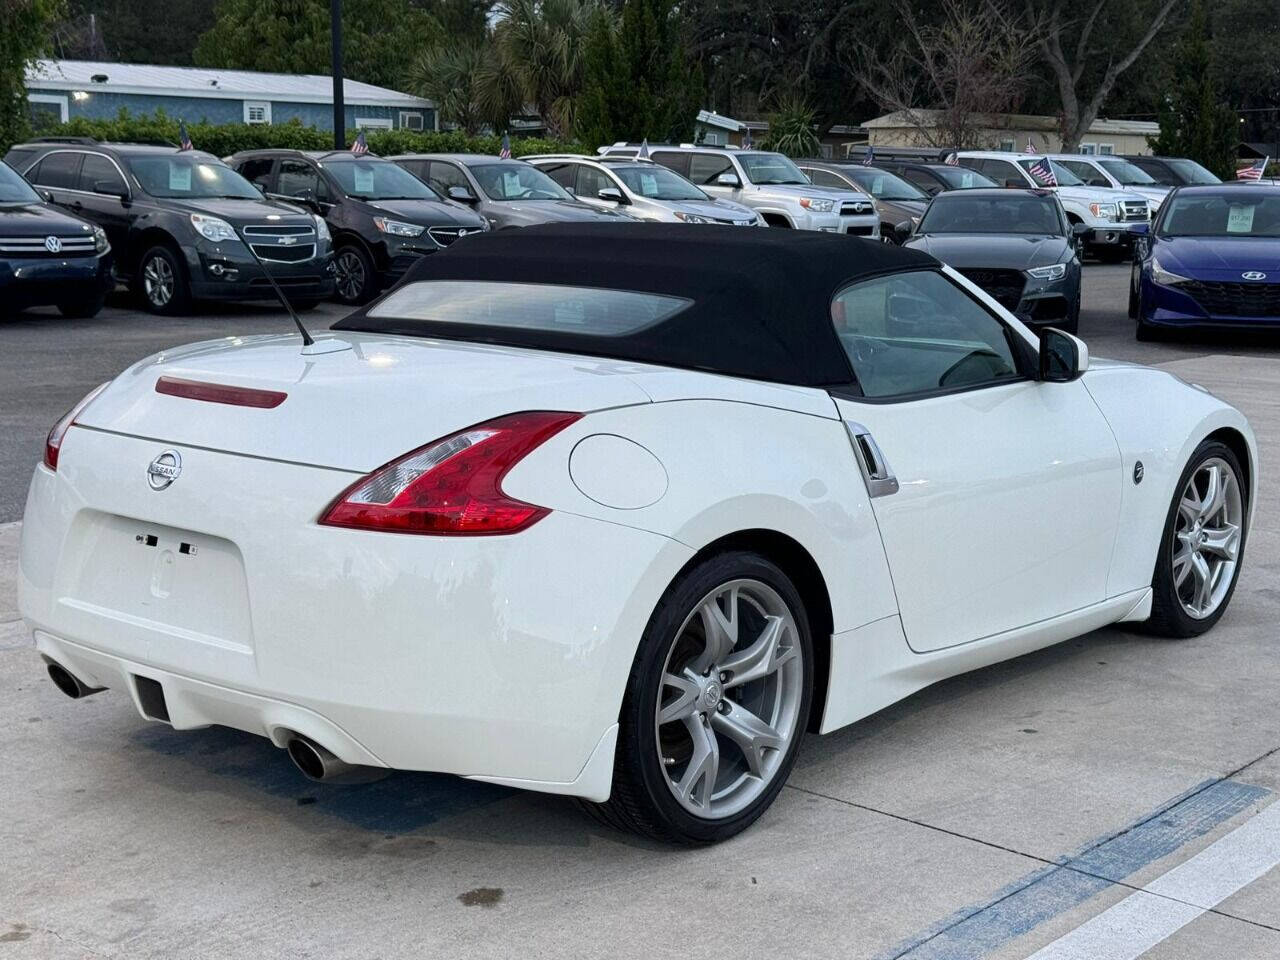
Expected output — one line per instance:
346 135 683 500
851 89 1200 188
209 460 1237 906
335 222 940 386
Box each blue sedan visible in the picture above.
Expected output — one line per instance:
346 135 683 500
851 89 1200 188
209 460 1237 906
1130 184 1280 339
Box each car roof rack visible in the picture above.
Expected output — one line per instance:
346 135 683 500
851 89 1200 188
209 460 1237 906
844 145 958 162
27 136 99 145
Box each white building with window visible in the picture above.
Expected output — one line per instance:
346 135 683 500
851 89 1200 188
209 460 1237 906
25 60 436 134
863 110 1159 155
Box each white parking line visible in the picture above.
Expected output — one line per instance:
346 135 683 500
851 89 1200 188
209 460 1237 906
1024 799 1280 960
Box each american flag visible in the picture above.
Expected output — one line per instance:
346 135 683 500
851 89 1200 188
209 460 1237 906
1025 139 1037 154
178 120 193 151
1237 157 1269 181
742 126 753 149
499 133 511 159
350 131 369 155
862 144 874 166
944 152 959 166
1027 157 1058 187
638 138 650 160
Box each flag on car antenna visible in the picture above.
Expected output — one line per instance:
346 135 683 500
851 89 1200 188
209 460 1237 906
1025 139 1037 153
1236 157 1269 180
350 131 369 155
178 120 193 151
638 138 650 160
862 144 874 166
944 151 959 165
499 133 512 159
1027 156 1058 187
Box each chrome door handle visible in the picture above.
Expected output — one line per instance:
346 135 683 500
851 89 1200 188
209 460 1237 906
845 422 899 498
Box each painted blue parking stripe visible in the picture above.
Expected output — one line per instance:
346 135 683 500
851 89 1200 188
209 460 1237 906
876 778 1271 960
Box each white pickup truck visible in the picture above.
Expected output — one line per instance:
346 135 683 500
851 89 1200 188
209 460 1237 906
955 151 1150 261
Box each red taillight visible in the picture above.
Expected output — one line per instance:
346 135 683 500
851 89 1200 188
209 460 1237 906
43 382 110 471
156 376 287 408
319 411 582 535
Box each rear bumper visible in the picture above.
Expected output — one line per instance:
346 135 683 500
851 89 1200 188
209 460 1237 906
0 253 113 308
18 428 692 797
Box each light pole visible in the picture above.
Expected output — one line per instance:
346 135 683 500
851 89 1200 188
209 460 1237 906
331 0 345 149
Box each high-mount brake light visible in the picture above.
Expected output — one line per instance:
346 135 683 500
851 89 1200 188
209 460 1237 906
319 411 582 535
43 382 110 471
155 376 287 408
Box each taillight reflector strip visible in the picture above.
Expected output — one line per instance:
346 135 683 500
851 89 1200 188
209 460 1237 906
155 376 287 409
319 411 582 536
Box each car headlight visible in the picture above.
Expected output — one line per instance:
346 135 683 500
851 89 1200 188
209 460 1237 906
190 213 239 243
1088 202 1118 220
673 211 713 224
373 217 425 237
92 226 109 254
799 197 835 212
1151 256 1190 286
313 215 331 242
1026 263 1067 281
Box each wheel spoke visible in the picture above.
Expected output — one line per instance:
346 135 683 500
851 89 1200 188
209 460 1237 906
1178 494 1200 525
1201 522 1240 561
658 671 700 725
711 702 783 778
720 615 795 689
693 586 740 673
1198 465 1224 522
1190 552 1213 612
675 716 719 810
1172 545 1194 589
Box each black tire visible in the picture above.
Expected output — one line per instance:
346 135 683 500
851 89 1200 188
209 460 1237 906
1142 440 1248 638
583 551 814 844
1128 265 1139 319
1134 285 1162 341
56 293 106 318
289 299 320 311
333 244 377 305
136 244 191 315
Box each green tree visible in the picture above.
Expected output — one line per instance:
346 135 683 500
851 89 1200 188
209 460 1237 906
1 0 65 152
54 0 215 64
760 94 819 156
576 0 702 149
412 38 522 135
1147 0 1238 178
193 0 441 92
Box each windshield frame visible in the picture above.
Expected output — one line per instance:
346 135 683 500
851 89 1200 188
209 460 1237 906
320 157 442 201
126 154 262 200
917 194 1067 236
736 152 809 186
0 160 42 204
612 164 709 201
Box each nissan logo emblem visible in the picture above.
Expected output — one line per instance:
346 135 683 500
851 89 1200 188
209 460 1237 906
147 450 182 491
44 235 62 253
1241 271 1267 281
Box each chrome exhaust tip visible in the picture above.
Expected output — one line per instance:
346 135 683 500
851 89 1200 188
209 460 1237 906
45 660 105 700
285 735 388 785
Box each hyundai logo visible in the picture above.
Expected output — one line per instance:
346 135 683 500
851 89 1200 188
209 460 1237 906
44 235 62 253
1241 271 1267 281
147 450 182 491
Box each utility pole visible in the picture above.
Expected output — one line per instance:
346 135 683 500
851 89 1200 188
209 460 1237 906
331 0 345 149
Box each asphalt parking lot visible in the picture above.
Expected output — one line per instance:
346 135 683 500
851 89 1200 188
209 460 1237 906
3 266 1280 958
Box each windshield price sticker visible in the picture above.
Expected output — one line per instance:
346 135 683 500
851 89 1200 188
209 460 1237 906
353 165 375 193
640 173 659 196
1226 205 1255 233
503 171 523 196
168 163 192 192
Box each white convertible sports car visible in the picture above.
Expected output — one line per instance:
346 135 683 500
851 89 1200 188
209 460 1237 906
19 224 1255 844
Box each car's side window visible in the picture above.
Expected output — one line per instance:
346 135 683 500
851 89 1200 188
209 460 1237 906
427 161 471 196
575 165 613 199
29 151 83 189
980 159 1022 185
539 162 576 190
687 153 733 185
237 157 275 191
651 151 689 176
805 168 849 188
277 159 327 201
899 168 940 194
79 154 127 196
831 270 1022 400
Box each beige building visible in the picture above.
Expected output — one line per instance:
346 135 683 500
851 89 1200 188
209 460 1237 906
863 110 1160 156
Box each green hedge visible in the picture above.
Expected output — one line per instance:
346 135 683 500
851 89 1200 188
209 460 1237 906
20 109 580 159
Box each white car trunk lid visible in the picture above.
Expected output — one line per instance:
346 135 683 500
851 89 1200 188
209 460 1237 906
76 333 652 471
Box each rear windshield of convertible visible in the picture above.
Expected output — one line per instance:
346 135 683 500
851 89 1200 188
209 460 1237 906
366 280 692 336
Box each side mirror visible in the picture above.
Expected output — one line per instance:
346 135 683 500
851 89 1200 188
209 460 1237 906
716 172 741 188
1128 222 1149 236
94 180 129 200
597 187 625 203
448 185 477 204
1038 327 1089 382
39 188 54 202
892 219 914 243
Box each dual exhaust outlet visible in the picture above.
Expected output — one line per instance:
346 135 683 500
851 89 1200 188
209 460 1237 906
44 658 383 785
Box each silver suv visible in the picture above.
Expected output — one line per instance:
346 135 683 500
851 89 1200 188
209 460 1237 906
526 155 763 225
601 143 878 236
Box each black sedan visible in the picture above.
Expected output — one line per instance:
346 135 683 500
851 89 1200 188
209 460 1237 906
0 159 112 317
903 188 1085 332
797 161 929 243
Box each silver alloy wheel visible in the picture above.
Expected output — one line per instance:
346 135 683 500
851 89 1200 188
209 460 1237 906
335 249 366 301
1173 456 1244 619
654 578 804 819
143 255 174 307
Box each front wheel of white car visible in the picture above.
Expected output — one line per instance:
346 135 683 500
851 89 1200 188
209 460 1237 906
1145 440 1248 638
586 552 813 844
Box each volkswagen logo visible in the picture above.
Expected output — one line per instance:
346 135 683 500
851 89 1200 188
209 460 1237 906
1242 271 1267 281
147 450 182 491
44 235 62 253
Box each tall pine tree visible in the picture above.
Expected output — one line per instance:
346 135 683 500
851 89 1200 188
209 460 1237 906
1148 0 1238 178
